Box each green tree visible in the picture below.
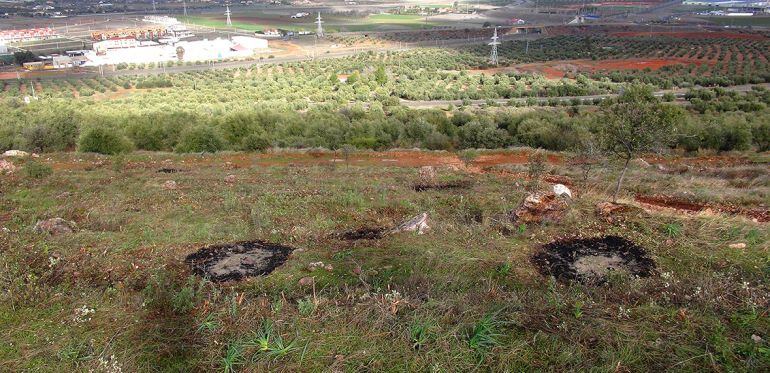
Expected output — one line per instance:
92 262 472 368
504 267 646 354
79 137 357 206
598 85 682 202
347 71 360 85
13 51 36 65
328 72 339 85
374 65 387 86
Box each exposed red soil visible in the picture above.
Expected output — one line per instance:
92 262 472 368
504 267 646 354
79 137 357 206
471 152 563 168
0 71 22 80
508 57 713 79
610 31 768 40
635 194 768 223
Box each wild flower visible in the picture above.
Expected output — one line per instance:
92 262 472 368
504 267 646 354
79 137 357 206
73 305 95 323
48 256 60 268
91 354 122 373
617 306 630 319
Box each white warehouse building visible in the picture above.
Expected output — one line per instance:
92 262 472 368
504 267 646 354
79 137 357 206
84 36 269 66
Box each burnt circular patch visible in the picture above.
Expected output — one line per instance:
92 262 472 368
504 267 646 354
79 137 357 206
157 168 183 174
337 227 387 240
185 240 294 282
532 236 656 284
413 180 473 192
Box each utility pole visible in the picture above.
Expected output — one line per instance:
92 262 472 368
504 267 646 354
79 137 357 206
183 1 188 17
489 27 500 65
315 12 324 38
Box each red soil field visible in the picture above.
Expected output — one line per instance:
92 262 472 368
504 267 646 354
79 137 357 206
509 58 712 79
610 31 767 40
635 194 769 222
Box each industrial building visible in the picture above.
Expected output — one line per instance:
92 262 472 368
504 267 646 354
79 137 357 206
84 36 270 66
684 0 770 13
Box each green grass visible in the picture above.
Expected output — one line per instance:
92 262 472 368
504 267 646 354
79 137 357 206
0 150 768 371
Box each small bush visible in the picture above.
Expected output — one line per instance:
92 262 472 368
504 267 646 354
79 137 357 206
111 154 127 173
78 127 133 155
752 120 770 151
24 161 53 179
242 133 271 152
175 126 225 153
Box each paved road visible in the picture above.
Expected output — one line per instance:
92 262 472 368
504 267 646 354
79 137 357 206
400 83 770 108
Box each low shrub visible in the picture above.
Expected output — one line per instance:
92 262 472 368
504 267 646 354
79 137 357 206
242 133 271 152
24 161 53 179
78 127 133 155
175 126 225 153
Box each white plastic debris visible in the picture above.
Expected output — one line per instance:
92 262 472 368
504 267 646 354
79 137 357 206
553 184 572 198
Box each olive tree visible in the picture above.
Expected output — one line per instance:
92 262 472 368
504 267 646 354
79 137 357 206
598 85 683 202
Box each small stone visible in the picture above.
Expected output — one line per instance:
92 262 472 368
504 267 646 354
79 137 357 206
392 212 430 234
751 334 763 343
553 184 572 198
307 261 325 271
418 166 436 185
33 218 77 236
728 243 746 249
298 277 314 286
224 174 237 184
510 193 569 224
676 308 688 321
352 266 362 275
0 159 17 174
2 150 29 158
163 180 177 190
